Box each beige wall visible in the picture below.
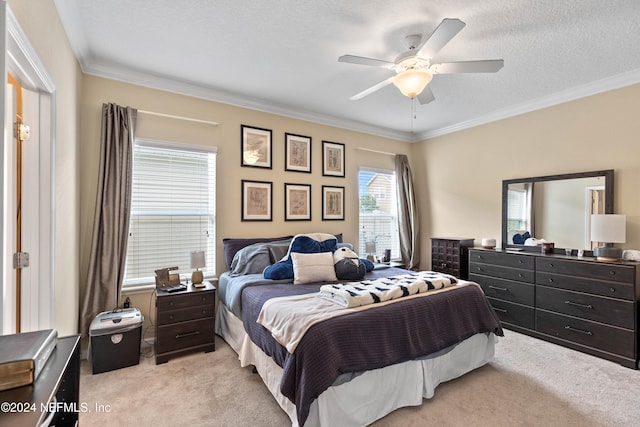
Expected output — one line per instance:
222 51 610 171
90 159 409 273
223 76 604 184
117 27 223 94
78 76 412 326
412 83 640 269
8 0 82 336
10 1 640 335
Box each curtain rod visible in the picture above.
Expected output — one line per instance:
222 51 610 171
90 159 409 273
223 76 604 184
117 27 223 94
137 109 219 127
356 147 396 156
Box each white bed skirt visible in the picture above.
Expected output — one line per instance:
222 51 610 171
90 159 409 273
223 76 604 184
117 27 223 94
216 303 497 427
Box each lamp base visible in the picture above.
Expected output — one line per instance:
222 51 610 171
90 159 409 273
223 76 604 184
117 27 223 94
593 246 622 262
191 270 203 284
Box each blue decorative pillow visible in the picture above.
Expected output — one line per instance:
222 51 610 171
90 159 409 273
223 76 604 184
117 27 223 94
513 231 531 245
264 234 339 280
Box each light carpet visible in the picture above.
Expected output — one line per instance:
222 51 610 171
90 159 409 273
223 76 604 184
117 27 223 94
79 330 640 426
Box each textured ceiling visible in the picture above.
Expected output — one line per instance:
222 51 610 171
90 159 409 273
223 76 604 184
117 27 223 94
54 0 640 142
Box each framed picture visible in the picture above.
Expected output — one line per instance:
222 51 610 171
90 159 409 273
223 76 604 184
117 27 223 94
285 133 312 173
284 183 311 221
322 140 345 177
241 125 272 168
322 185 344 220
241 180 272 221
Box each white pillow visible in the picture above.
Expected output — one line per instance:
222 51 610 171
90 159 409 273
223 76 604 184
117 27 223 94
291 252 337 285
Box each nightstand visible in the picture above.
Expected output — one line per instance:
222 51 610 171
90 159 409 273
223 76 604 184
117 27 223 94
155 281 216 364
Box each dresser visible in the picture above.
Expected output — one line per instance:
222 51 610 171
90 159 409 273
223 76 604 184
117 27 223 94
469 248 639 369
0 335 80 427
155 281 216 364
431 237 475 279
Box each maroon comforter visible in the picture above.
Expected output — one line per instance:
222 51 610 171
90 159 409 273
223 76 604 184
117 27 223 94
240 271 503 426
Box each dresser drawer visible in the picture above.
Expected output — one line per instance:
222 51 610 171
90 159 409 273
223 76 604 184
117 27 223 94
157 318 215 354
470 273 534 306
536 258 635 284
536 309 635 359
157 305 215 326
469 250 534 269
157 291 215 311
536 285 634 329
536 271 634 300
469 262 535 283
487 297 535 329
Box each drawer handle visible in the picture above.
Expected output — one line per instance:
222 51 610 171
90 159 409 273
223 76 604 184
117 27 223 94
609 270 616 276
609 287 616 293
493 307 508 313
547 263 554 267
564 325 593 336
168 315 174 321
564 300 593 309
489 285 508 292
176 331 201 339
547 277 554 283
518 260 523 264
201 309 208 315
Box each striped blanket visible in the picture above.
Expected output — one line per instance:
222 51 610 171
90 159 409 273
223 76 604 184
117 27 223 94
318 271 458 307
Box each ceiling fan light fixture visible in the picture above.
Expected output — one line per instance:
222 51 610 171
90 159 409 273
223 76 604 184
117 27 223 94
392 69 433 98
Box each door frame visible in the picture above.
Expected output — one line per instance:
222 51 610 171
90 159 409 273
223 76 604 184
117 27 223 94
1 4 56 333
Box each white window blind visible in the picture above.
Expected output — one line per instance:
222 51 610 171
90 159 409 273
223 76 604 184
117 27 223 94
358 168 400 260
507 188 527 231
124 139 216 286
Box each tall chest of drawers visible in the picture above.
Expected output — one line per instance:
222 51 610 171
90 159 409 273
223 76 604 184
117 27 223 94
431 237 474 279
469 248 639 369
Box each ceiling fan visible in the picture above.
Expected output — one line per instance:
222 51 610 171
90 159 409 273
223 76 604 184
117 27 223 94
339 18 504 104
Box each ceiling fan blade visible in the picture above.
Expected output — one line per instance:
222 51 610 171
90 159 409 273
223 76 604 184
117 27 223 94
339 55 395 68
349 76 395 100
418 18 466 58
431 59 504 74
417 86 435 105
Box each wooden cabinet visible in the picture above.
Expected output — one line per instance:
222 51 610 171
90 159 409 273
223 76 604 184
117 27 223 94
0 335 80 427
155 282 216 364
469 249 639 369
431 237 474 279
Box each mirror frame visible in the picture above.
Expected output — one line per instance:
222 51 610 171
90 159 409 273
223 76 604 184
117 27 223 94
502 170 614 251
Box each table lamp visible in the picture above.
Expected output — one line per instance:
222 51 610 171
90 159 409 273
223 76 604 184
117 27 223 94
190 250 206 284
591 214 626 261
365 241 376 262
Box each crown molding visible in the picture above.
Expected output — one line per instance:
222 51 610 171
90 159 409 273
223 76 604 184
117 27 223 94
415 68 640 141
81 57 640 145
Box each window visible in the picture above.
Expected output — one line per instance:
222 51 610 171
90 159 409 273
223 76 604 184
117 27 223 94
358 169 400 260
507 184 531 232
124 139 216 286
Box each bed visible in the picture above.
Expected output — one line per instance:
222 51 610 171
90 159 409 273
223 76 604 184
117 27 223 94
215 234 503 427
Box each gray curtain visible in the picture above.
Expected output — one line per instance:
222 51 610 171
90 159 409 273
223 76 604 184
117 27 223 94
79 103 137 338
395 154 420 270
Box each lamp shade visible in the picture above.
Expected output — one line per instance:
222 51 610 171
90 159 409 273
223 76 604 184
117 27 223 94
392 69 433 98
591 214 626 243
190 250 206 269
365 242 376 254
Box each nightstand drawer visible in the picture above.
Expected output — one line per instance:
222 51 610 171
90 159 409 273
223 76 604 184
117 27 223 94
536 285 634 329
157 305 215 326
536 309 635 359
157 318 215 354
157 291 215 311
470 274 534 306
487 297 534 329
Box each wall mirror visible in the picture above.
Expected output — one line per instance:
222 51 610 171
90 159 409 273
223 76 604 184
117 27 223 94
502 170 613 251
